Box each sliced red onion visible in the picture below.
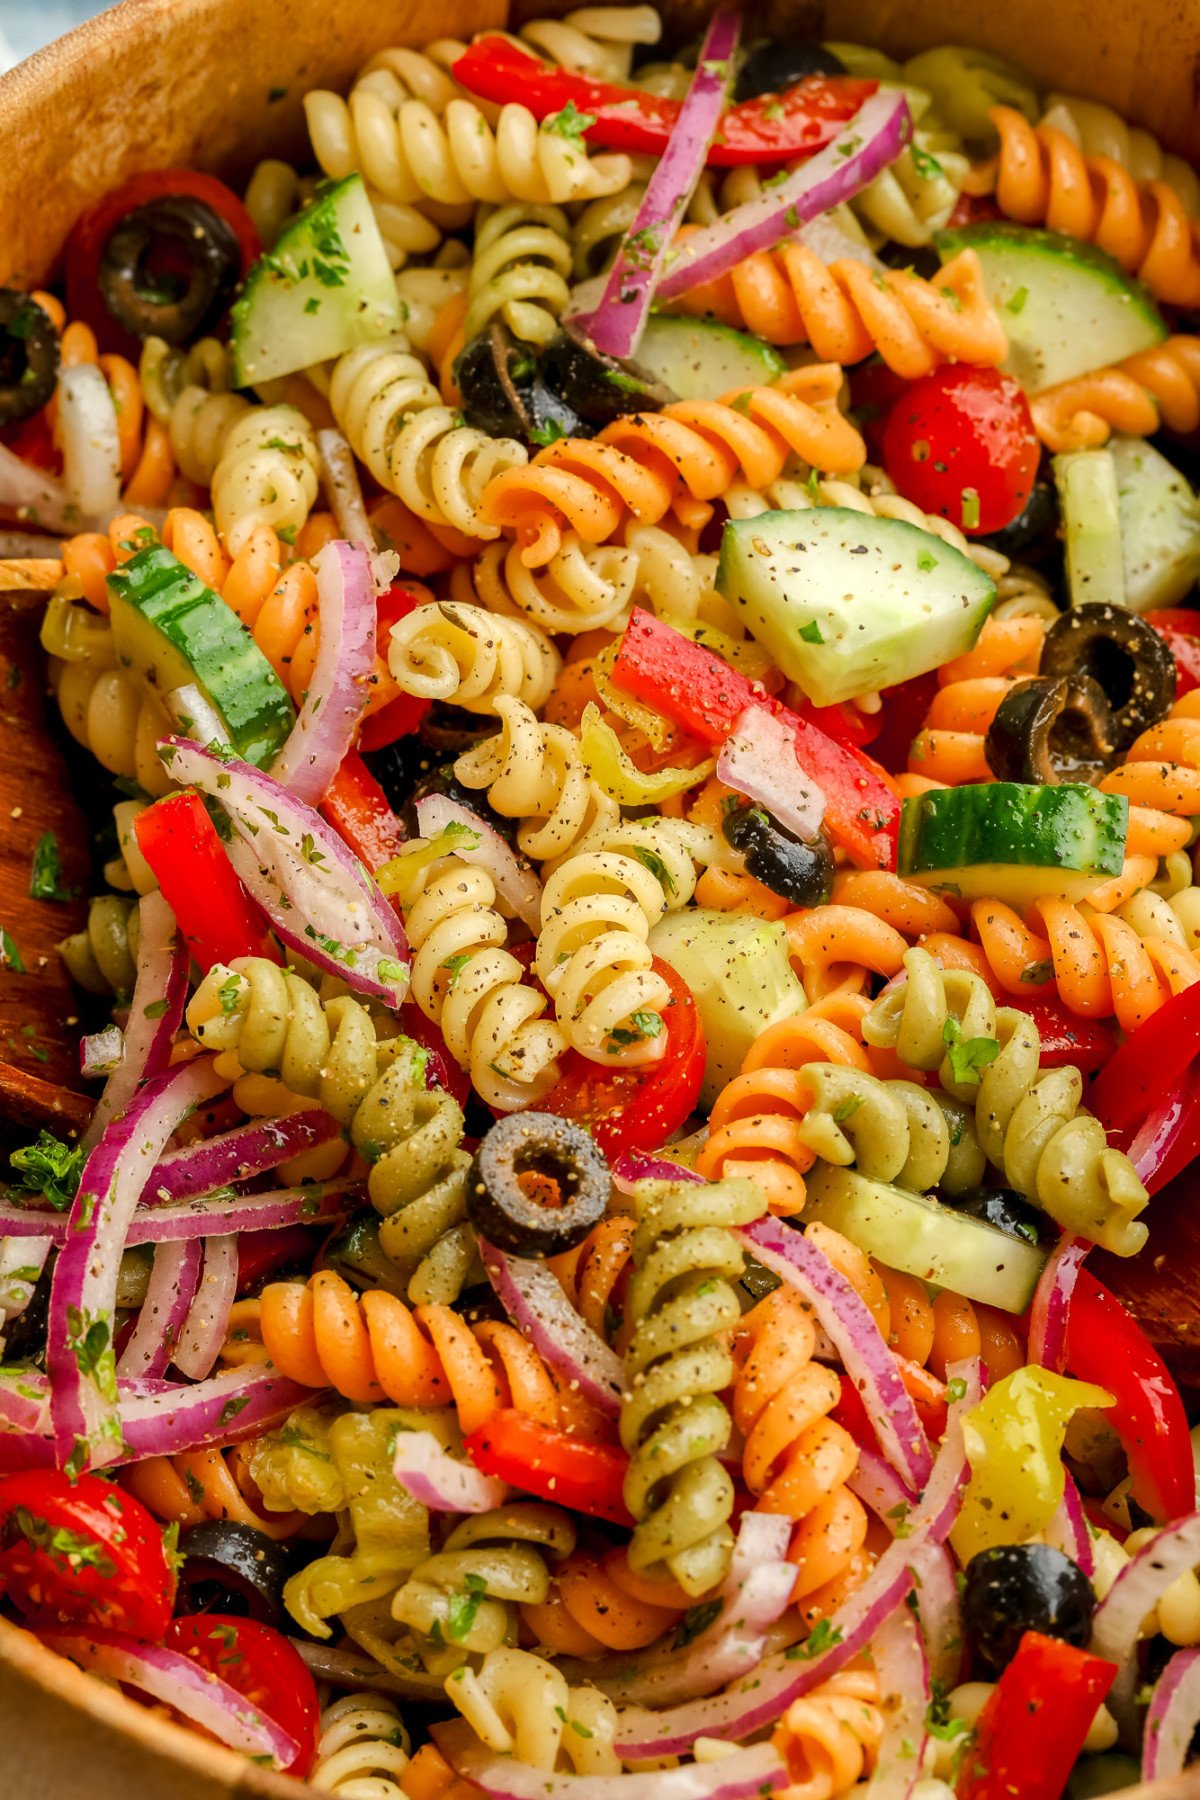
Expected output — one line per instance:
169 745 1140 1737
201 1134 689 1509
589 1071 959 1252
80 1025 125 1079
717 706 826 843
40 1628 300 1766
46 1055 227 1471
57 363 122 523
393 1429 509 1512
85 890 187 1150
478 1236 623 1416
0 1179 358 1247
588 10 739 358
848 1445 914 1523
740 1215 930 1494
0 445 75 532
0 1235 52 1338
116 1239 202 1381
147 1110 341 1201
908 1542 964 1691
417 793 543 932
0 530 69 556
0 1364 51 1432
1028 1234 1089 1371
173 1234 239 1380
564 1512 795 1709
1142 1646 1200 1781
165 680 231 749
614 1363 977 1758
1044 1472 1095 1578
657 93 912 301
160 737 408 1005
272 540 376 804
318 429 374 551
433 1720 787 1800
1090 1509 1200 1735
864 1605 929 1800
611 1151 702 1194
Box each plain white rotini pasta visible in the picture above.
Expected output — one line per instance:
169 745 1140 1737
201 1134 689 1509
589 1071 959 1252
330 338 527 539
242 159 309 250
517 5 661 81
310 1692 411 1798
463 203 574 348
387 601 560 714
446 1648 620 1773
50 645 173 799
209 404 321 553
1039 93 1200 214
453 694 621 862
450 534 637 635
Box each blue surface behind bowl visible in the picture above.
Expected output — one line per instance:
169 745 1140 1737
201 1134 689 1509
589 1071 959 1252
0 1 110 69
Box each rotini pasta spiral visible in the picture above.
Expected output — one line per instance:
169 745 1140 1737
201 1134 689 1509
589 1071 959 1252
770 1668 885 1799
453 695 619 863
481 368 868 568
259 1271 564 1434
462 204 574 349
517 7 661 82
50 653 174 797
209 404 321 553
971 105 1200 307
535 819 703 1063
450 534 637 636
331 339 528 541
393 1503 575 1674
908 609 1047 783
310 1691 411 1798
667 245 1007 378
1030 336 1200 450
550 1215 636 1348
620 1176 767 1595
446 1646 620 1773
863 947 1149 1254
122 1443 305 1543
402 850 566 1108
387 601 559 715
1038 94 1200 215
518 1542 687 1654
58 894 141 997
733 1286 868 1614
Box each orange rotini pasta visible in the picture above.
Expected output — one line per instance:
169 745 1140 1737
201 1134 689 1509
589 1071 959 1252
519 1544 687 1654
770 1668 885 1800
1030 336 1200 450
121 1443 306 1540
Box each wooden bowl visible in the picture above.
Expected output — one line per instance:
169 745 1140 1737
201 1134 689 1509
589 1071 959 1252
2 0 1200 1794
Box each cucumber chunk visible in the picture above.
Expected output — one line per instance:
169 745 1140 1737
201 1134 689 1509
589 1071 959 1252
232 174 402 387
107 544 295 768
648 909 806 1109
804 1165 1047 1312
635 316 785 401
717 506 995 706
1055 448 1126 610
897 782 1128 903
935 222 1167 393
1112 436 1200 612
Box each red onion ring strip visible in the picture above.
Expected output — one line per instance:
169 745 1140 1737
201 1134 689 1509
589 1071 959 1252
864 1603 929 1800
57 363 122 522
739 1215 931 1493
146 1109 342 1201
85 891 187 1151
478 1236 623 1416
0 1235 52 1338
0 441 75 532
908 1541 964 1691
1028 1234 1089 1371
46 1055 227 1470
0 1179 359 1247
393 1429 509 1512
40 1627 300 1766
614 1360 979 1758
1091 1509 1200 1734
1142 1646 1200 1781
847 1445 914 1523
161 736 408 1004
116 1239 203 1381
717 706 826 843
173 1234 239 1379
611 1151 701 1193
1044 1471 1095 1578
433 1720 787 1800
317 430 375 550
272 539 375 803
417 793 543 932
587 9 740 358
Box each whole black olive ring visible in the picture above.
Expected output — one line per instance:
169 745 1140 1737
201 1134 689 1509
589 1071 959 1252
985 672 1116 785
734 40 848 102
468 1113 609 1257
1040 601 1177 751
99 195 242 343
0 288 60 427
174 1520 291 1625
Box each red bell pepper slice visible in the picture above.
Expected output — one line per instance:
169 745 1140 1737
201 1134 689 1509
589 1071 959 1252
956 1632 1117 1800
463 1410 634 1525
1088 981 1200 1144
610 609 900 870
528 955 705 1159
133 790 278 971
795 699 882 749
1064 1271 1193 1524
236 1226 320 1295
319 752 408 875
1019 997 1117 1075
1146 609 1200 698
452 39 876 167
357 582 432 752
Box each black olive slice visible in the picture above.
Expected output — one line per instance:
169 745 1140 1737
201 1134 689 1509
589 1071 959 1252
175 1521 290 1625
468 1113 608 1257
984 673 1115 784
99 196 241 343
722 801 835 909
1040 601 1177 750
394 759 515 846
0 290 60 427
455 323 538 440
962 1543 1096 1673
945 1185 1051 1245
418 705 502 759
540 322 675 428
976 477 1059 557
734 41 848 103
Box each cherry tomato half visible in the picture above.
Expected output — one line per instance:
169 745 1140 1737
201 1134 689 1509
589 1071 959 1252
881 365 1040 536
164 1614 320 1778
1145 609 1200 698
0 1470 174 1637
528 956 705 1158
